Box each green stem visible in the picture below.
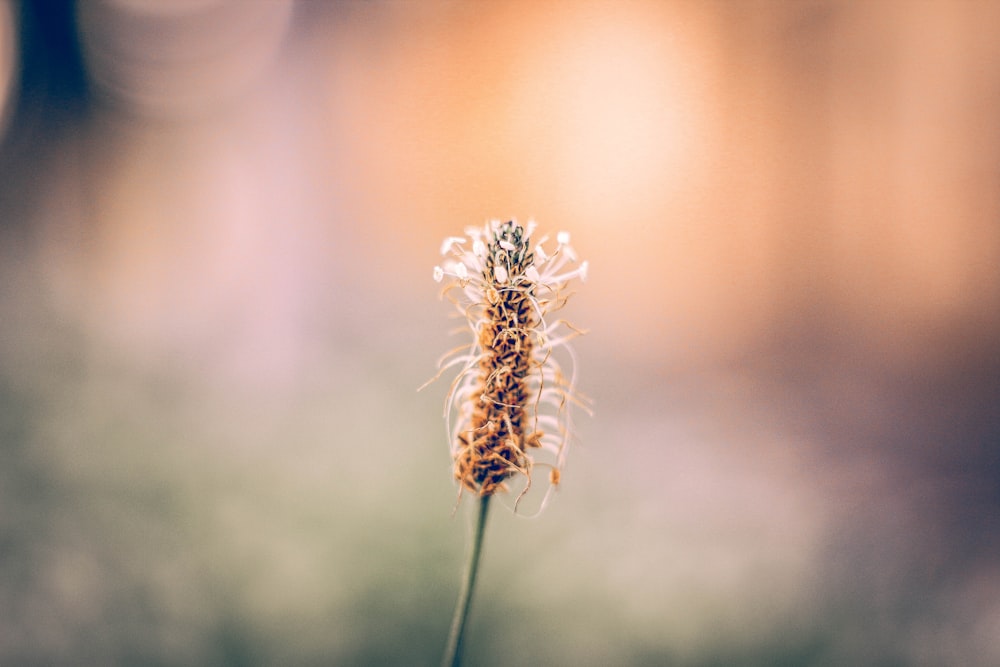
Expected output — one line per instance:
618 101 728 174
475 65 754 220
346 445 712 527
442 494 492 667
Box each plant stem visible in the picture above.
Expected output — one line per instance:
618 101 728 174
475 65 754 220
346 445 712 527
442 494 491 667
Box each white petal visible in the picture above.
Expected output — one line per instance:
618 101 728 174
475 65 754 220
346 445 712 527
557 231 570 245
433 266 444 282
494 264 508 284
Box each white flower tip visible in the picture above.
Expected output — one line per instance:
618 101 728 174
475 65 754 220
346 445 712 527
557 231 570 245
473 240 487 257
433 266 444 282
525 219 537 237
455 263 468 280
494 264 508 284
525 265 540 282
578 260 589 282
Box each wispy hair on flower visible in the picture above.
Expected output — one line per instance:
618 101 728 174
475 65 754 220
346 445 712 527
425 219 589 512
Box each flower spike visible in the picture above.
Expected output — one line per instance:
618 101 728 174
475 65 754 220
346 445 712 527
429 219 588 511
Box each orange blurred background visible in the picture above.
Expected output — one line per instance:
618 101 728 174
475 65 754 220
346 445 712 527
2 1 999 665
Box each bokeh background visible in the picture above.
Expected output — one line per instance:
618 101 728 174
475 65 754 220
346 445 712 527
2 1 1000 665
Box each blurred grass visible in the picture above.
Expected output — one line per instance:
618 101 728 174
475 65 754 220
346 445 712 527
0 264 462 665
3 264 999 665
5 268 992 666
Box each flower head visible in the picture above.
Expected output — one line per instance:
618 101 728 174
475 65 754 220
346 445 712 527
427 219 589 510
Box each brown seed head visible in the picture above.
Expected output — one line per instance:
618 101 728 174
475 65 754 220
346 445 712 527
430 219 589 511
454 222 540 495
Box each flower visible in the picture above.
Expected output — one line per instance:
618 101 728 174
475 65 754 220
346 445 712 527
427 219 589 510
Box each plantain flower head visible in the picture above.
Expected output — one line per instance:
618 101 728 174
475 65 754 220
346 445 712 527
427 219 589 511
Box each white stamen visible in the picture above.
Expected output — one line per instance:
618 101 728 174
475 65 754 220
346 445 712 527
557 231 570 245
441 236 466 255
